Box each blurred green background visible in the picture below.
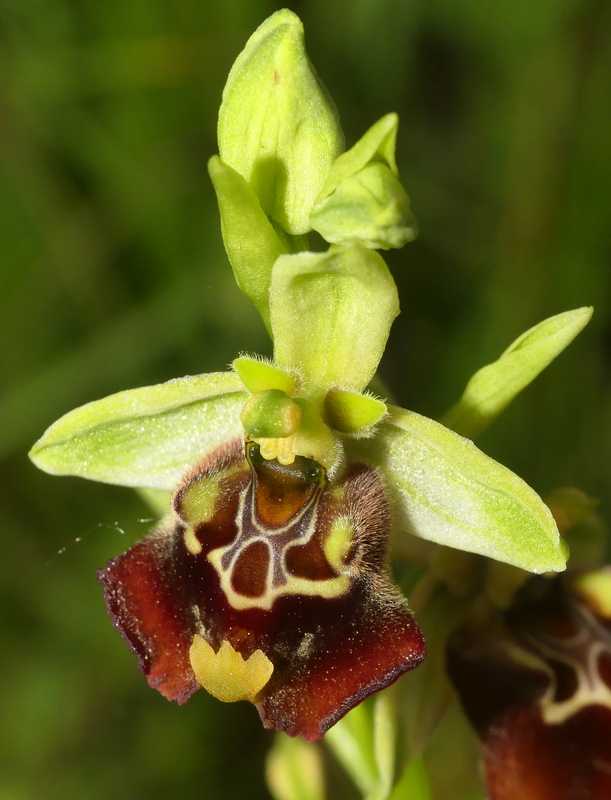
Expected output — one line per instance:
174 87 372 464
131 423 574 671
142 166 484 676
1 0 610 797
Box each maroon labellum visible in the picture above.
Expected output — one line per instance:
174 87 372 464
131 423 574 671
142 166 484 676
98 439 425 740
447 574 611 799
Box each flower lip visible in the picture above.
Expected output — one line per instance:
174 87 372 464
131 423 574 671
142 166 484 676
447 573 611 799
98 438 425 739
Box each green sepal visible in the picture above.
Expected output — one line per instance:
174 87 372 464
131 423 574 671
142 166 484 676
353 406 565 573
218 8 344 235
442 307 593 439
208 156 287 332
29 372 247 490
233 356 299 395
324 388 387 433
270 245 399 391
310 113 418 249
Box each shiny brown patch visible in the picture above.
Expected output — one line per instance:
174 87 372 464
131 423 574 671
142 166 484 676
249 446 323 528
231 541 270 597
285 539 338 581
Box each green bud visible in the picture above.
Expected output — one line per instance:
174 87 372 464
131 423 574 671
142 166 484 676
218 9 344 235
233 356 299 396
270 245 399 392
310 161 416 249
240 389 302 439
208 156 287 331
324 388 387 434
310 113 417 249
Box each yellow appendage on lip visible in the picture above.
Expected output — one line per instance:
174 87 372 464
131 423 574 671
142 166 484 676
189 636 274 702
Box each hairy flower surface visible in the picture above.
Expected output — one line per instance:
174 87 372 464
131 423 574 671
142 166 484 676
98 439 425 739
447 570 611 799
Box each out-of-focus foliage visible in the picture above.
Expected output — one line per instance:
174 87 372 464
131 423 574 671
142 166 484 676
1 0 610 798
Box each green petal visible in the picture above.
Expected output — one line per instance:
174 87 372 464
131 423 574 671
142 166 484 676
311 114 418 250
240 389 302 438
218 9 343 235
208 156 287 331
310 162 418 250
317 113 400 199
270 245 399 391
355 406 565 573
442 307 593 439
232 356 298 395
324 388 387 433
29 372 247 490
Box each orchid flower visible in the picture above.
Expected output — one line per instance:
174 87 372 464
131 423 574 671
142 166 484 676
29 9 589 743
448 562 611 800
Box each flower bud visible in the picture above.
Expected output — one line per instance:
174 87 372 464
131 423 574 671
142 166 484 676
218 9 344 235
310 113 417 249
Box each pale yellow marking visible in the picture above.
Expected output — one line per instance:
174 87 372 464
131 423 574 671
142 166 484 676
324 516 354 571
519 603 611 725
256 435 297 465
181 474 222 525
189 636 273 703
540 639 611 725
184 526 202 556
206 477 351 610
208 547 349 610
